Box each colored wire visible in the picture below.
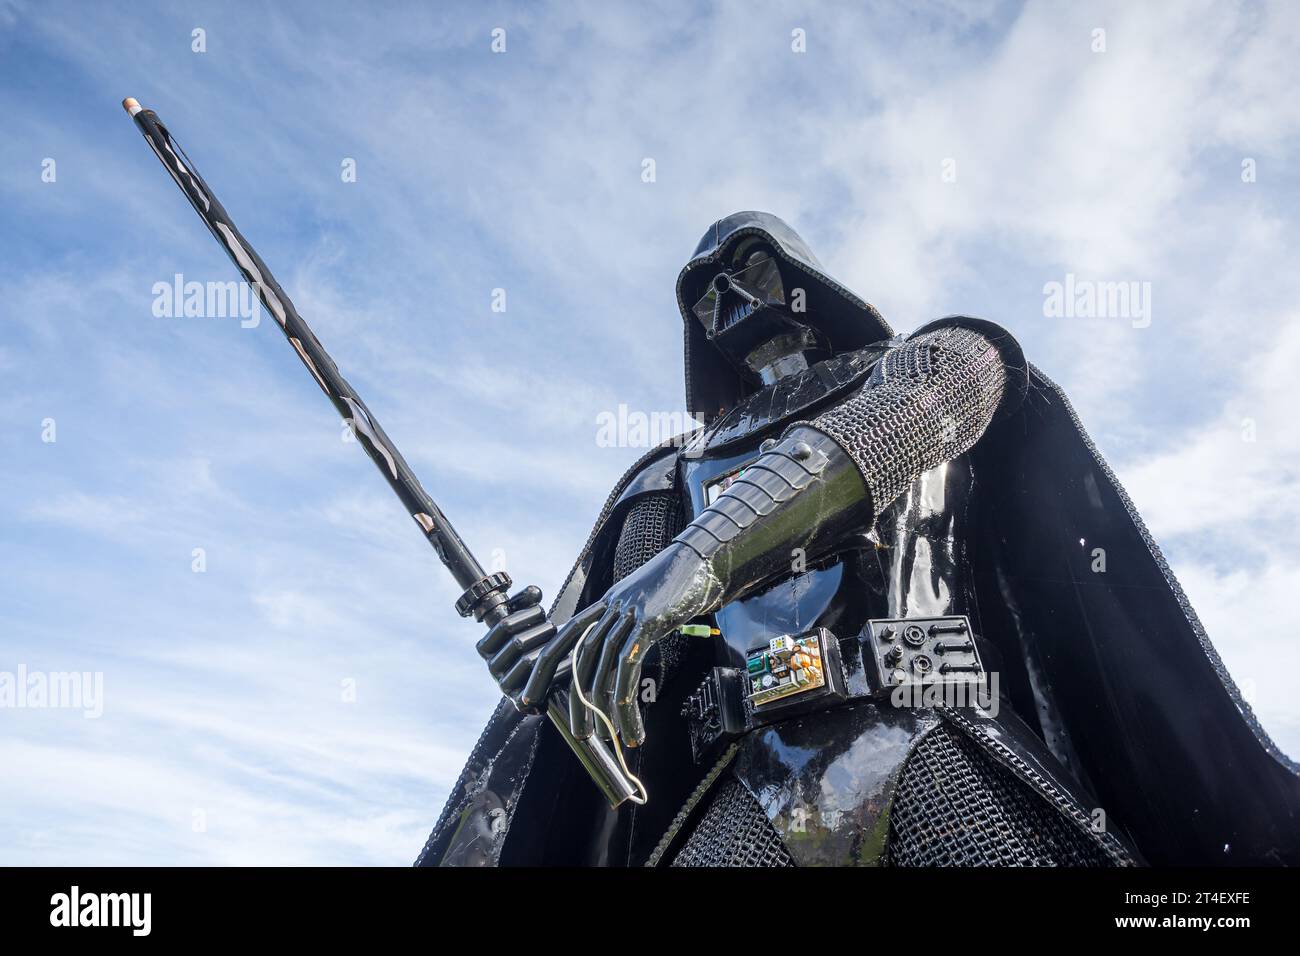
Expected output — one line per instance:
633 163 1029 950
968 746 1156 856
571 622 649 806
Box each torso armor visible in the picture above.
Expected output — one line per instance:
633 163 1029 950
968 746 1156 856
583 348 1132 867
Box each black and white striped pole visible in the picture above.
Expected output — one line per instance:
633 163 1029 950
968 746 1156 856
122 97 638 808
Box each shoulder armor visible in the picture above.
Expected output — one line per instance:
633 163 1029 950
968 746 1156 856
909 316 1027 418
611 446 679 512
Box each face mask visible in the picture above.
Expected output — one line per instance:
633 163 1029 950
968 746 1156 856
691 248 825 380
691 251 787 336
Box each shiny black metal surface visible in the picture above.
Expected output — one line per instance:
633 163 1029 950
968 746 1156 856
730 701 940 866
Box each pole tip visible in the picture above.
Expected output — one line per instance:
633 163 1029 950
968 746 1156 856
122 97 142 116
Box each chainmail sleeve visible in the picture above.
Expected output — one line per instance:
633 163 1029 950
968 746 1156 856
807 325 1007 517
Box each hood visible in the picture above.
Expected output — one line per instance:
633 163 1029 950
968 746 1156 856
675 211 892 422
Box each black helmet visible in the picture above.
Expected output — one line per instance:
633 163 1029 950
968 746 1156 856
676 211 891 422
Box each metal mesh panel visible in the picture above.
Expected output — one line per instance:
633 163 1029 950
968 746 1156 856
813 326 1006 517
888 723 1118 867
671 778 794 867
613 492 690 680
612 493 684 583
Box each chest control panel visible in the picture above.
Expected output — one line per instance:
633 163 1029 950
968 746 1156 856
682 616 992 765
864 616 984 691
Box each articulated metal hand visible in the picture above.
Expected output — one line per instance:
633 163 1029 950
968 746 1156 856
474 585 553 707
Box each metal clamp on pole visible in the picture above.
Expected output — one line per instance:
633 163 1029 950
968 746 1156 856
455 572 512 621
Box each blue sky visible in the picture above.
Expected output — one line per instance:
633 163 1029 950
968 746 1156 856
2 0 1298 864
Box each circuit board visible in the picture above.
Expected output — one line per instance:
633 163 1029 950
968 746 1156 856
746 633 827 707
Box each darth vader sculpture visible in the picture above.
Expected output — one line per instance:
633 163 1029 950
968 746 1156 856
417 212 1299 867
